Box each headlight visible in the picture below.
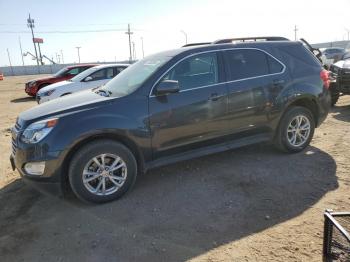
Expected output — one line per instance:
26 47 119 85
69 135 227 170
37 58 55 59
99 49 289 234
28 81 37 87
42 89 55 96
20 118 58 144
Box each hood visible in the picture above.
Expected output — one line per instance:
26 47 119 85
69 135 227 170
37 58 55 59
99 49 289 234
26 76 55 83
19 89 113 122
333 59 350 69
38 80 73 94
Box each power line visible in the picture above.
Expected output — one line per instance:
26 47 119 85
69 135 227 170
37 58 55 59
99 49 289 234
0 28 137 34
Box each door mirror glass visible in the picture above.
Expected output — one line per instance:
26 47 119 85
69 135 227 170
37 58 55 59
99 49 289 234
84 76 93 82
155 80 180 95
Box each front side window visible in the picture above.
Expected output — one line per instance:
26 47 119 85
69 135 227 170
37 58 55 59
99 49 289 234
225 49 269 81
106 68 115 79
54 67 69 77
161 53 218 91
66 68 80 76
79 66 91 73
88 69 106 81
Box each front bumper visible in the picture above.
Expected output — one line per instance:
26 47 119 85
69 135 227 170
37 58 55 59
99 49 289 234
10 155 63 195
25 84 38 96
10 134 66 196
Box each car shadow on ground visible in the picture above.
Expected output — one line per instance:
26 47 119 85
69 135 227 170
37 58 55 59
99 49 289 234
332 103 350 122
10 97 35 103
0 144 338 262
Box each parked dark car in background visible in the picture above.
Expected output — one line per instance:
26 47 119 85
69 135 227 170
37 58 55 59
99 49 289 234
25 64 98 96
322 47 346 61
329 52 350 105
11 37 331 203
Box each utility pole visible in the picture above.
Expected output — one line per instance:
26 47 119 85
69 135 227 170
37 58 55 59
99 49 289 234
180 30 188 45
132 42 136 60
125 24 133 62
60 50 64 64
7 48 14 75
294 25 298 41
141 37 145 58
27 14 39 66
345 28 350 41
76 46 81 63
18 37 25 66
37 42 43 65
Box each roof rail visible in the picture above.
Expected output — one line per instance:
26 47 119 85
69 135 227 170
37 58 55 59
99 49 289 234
213 36 289 44
182 42 211 47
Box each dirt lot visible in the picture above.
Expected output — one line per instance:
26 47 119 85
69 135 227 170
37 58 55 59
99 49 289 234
0 75 349 262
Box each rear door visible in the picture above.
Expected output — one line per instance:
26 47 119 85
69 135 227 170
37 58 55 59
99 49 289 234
223 48 286 136
149 52 229 159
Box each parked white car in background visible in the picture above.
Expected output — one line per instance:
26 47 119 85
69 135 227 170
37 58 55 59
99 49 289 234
36 64 129 103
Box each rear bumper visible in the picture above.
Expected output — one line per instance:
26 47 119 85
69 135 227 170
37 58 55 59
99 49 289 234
316 88 331 127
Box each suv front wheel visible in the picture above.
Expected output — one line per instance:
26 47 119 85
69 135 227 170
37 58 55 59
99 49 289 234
68 140 137 203
275 106 315 153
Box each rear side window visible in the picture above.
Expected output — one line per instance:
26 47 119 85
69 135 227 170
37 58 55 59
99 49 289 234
225 49 269 81
162 53 219 90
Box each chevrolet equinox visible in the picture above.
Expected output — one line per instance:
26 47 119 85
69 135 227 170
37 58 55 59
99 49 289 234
10 37 331 203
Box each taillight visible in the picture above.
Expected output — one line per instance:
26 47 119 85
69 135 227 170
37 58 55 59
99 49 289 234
320 69 330 89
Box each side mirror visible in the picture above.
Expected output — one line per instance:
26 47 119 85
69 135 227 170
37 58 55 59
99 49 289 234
84 76 93 82
155 80 180 95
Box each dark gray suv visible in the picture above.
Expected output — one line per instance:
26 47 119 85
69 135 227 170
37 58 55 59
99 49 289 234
10 37 331 203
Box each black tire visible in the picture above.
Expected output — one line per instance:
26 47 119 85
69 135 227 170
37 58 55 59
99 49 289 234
329 82 340 106
274 106 315 153
330 92 340 106
68 140 137 203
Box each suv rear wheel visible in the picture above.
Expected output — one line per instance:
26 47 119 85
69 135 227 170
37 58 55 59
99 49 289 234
68 140 137 203
275 106 315 153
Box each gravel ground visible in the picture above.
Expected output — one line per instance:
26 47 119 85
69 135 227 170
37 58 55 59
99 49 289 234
0 75 349 262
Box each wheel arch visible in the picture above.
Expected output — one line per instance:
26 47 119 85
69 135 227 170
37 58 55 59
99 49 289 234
61 132 145 193
284 96 319 127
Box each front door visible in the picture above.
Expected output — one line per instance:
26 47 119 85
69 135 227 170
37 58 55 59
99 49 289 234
149 52 228 159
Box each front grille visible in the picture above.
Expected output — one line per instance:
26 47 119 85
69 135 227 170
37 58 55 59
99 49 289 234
11 119 22 156
15 121 21 131
12 137 17 156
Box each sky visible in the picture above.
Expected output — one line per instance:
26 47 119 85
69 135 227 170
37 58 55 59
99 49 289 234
1 0 350 66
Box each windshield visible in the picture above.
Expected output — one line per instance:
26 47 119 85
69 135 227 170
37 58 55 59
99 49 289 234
53 67 68 77
70 66 99 82
101 54 172 97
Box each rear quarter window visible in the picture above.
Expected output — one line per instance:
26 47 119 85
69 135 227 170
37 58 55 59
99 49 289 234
224 49 282 81
278 43 321 77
